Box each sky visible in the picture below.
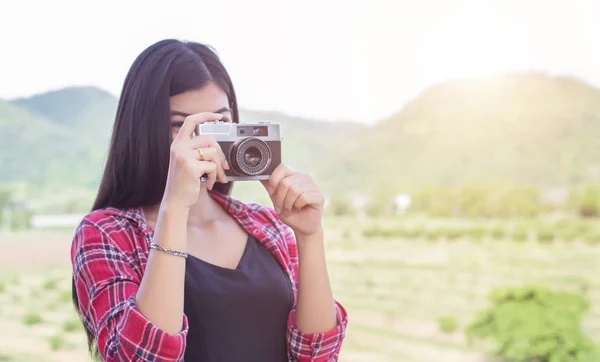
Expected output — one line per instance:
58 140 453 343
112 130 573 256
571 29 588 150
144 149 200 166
1 0 599 124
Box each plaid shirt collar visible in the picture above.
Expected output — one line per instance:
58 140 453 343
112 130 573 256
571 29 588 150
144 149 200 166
102 191 246 228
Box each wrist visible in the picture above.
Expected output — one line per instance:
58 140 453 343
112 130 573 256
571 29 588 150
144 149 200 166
158 203 189 226
295 229 327 266
155 202 189 248
159 199 191 217
295 228 325 248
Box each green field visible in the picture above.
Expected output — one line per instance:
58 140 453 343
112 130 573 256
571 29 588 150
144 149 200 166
1 217 600 361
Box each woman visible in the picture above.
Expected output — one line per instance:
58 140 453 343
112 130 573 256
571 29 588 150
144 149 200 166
71 39 348 362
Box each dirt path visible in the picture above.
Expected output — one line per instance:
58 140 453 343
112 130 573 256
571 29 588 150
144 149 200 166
0 231 73 269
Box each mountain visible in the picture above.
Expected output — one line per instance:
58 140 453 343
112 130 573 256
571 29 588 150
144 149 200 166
0 98 95 187
13 86 117 130
322 73 600 195
1 86 365 209
12 86 118 163
5 73 600 211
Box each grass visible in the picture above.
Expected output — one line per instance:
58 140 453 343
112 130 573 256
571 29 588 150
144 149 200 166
510 227 529 242
537 227 556 243
358 218 600 246
585 231 600 245
437 316 458 334
30 288 41 298
22 312 42 326
60 289 72 302
325 217 600 360
42 277 59 290
490 226 505 240
0 352 52 362
47 333 66 351
467 226 486 241
46 300 60 312
3 217 600 361
62 316 81 332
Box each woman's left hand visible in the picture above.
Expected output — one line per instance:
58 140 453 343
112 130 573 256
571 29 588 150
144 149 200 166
261 164 324 238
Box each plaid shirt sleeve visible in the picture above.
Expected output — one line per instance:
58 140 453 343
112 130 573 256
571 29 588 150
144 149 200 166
269 209 349 362
71 215 188 362
286 304 348 362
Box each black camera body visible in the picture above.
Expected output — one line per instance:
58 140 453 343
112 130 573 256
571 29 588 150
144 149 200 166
196 121 282 181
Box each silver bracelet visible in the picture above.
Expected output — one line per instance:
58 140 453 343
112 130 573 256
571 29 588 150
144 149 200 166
149 242 188 259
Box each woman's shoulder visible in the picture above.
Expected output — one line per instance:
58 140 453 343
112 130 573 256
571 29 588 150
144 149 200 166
77 206 145 229
241 200 291 235
245 201 278 223
72 206 147 255
71 207 148 297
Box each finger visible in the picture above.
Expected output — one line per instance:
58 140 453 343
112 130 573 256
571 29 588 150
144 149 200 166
188 134 219 149
190 158 216 177
186 136 227 182
194 147 226 183
272 174 305 214
293 191 324 211
175 113 223 143
221 149 229 171
188 135 230 173
266 163 295 196
194 147 217 161
217 146 229 171
282 183 316 214
198 161 218 190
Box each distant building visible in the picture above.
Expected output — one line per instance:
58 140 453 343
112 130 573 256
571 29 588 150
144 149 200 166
394 193 412 215
541 188 568 208
30 214 85 229
351 194 370 218
1 200 35 232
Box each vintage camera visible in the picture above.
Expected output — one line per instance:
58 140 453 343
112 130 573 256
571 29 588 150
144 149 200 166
196 121 282 181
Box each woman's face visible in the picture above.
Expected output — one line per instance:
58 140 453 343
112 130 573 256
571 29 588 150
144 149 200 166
168 81 232 141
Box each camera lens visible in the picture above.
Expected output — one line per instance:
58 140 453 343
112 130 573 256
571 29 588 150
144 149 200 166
230 138 272 176
244 147 262 167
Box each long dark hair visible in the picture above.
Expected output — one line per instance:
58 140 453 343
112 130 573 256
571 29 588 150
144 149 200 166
72 39 239 358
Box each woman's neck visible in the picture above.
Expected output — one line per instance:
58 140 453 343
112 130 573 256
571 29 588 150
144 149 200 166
188 184 225 226
144 183 225 229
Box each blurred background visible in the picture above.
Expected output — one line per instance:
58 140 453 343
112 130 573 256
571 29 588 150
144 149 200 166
1 0 600 361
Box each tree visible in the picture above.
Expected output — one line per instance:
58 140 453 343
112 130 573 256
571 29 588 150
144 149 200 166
466 284 599 362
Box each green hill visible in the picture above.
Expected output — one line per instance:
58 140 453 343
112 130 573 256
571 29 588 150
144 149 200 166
5 73 600 211
0 99 93 187
13 86 117 129
1 86 364 209
323 73 600 195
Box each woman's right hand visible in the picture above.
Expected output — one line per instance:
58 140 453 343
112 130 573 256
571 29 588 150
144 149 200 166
162 112 229 210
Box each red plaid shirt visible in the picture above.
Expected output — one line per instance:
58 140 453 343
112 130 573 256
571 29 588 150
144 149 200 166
71 191 348 362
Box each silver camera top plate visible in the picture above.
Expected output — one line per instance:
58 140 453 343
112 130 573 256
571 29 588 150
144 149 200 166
196 121 282 142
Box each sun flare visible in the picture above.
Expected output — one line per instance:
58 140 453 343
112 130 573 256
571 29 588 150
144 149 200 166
423 18 529 81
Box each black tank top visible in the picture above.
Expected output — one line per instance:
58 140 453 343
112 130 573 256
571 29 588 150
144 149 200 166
183 235 293 361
